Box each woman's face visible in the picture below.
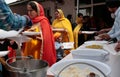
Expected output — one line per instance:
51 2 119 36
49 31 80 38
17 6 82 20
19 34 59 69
27 5 38 19
55 11 61 19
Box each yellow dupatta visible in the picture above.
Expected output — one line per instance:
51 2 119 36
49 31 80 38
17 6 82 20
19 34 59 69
22 23 42 59
73 24 82 49
52 9 74 42
73 17 83 49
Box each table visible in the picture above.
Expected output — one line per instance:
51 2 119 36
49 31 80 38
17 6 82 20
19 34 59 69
78 43 120 77
47 42 120 77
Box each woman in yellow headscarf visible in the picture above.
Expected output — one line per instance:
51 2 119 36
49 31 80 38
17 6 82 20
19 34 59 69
52 9 74 55
73 13 84 49
52 9 74 43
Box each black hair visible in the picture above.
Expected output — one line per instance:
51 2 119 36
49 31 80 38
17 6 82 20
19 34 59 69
27 1 38 12
83 16 90 19
77 13 83 17
67 14 72 19
106 0 120 8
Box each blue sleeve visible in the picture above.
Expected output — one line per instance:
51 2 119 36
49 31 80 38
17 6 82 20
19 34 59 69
0 0 32 30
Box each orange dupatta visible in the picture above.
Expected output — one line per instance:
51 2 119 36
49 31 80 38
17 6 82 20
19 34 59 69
22 1 56 66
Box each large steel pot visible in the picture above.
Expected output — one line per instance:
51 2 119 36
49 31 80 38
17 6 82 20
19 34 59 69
6 56 48 77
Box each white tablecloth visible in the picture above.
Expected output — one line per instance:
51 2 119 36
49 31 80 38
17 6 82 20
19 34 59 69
47 43 120 77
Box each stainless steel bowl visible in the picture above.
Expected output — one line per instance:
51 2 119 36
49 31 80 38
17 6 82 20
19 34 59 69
6 56 48 77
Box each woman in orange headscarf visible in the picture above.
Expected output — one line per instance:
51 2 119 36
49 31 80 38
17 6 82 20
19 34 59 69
22 1 56 66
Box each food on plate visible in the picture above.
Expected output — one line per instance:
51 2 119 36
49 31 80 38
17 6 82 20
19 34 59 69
85 44 103 49
87 72 96 77
59 66 91 77
87 72 100 77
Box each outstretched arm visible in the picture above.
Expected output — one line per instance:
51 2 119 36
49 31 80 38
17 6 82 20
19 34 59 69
0 0 32 30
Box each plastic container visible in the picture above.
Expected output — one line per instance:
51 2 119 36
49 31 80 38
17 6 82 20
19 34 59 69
71 49 109 62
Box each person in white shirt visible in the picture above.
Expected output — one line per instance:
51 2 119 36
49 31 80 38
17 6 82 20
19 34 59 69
98 0 120 41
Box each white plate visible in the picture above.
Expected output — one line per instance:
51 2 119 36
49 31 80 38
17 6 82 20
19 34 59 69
81 31 96 34
0 29 19 39
62 42 74 49
22 31 41 36
49 59 111 77
8 35 31 43
84 40 108 45
0 51 10 57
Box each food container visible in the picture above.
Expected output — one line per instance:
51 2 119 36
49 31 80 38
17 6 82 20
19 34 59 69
6 56 48 77
49 59 111 77
71 49 109 62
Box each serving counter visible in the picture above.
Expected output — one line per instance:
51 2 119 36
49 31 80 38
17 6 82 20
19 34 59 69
77 42 120 77
47 41 120 77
